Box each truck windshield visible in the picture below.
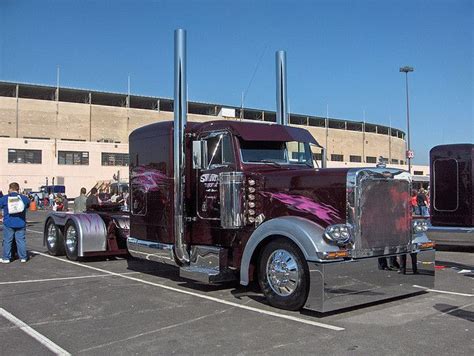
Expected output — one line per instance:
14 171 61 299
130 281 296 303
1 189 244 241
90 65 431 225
240 139 313 167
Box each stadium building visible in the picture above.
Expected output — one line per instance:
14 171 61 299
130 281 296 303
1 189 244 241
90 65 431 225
0 81 429 195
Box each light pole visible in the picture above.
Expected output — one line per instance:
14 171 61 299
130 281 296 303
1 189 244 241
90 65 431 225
399 65 414 173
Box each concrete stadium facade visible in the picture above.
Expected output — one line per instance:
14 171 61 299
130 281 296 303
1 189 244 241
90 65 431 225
0 81 428 195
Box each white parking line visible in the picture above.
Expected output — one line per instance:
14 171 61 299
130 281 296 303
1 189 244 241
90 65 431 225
0 308 71 355
30 250 344 331
26 229 43 235
413 285 474 297
0 272 141 285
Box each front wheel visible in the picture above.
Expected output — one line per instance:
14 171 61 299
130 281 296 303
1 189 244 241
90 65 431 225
64 221 79 261
45 219 65 256
258 238 309 311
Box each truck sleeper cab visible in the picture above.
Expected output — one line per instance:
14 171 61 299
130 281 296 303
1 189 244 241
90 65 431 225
127 120 435 312
427 144 474 246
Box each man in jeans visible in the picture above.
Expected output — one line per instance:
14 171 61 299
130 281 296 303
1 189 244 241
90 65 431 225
74 187 87 213
0 182 30 263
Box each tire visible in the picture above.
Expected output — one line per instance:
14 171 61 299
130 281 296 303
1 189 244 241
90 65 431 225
258 238 309 311
64 220 79 261
45 219 65 256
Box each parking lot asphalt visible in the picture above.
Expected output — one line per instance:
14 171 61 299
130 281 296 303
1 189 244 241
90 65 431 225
1 210 473 355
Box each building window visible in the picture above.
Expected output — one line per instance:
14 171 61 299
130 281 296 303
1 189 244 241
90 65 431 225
366 156 377 163
400 160 404 165
350 155 361 163
102 152 129 166
313 153 323 161
8 149 42 164
331 154 343 162
58 151 89 165
391 159 399 164
413 170 424 176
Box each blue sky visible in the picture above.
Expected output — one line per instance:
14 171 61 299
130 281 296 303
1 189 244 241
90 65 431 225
1 0 472 164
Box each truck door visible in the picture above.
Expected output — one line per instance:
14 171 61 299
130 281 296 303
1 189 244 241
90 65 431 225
196 132 235 221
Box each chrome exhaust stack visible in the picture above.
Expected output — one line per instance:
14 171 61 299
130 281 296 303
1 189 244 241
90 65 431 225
276 50 288 126
173 29 190 264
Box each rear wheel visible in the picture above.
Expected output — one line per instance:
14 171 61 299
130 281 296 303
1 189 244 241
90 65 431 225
258 238 309 311
64 221 79 261
45 219 65 256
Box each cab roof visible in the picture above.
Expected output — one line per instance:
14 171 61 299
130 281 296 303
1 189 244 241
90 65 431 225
130 120 319 145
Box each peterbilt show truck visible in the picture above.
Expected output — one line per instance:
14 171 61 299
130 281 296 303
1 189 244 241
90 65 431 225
427 144 473 246
43 29 435 312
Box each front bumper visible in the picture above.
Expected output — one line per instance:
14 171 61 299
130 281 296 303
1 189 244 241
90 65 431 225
427 226 474 247
305 249 435 313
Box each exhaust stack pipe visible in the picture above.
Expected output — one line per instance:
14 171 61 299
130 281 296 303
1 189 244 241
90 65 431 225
173 29 190 264
276 50 288 126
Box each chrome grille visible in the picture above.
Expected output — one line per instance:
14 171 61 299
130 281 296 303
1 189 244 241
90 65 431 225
347 169 412 258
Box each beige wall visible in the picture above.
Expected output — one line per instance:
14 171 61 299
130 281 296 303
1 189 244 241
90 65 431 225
0 135 429 197
0 97 18 138
305 126 405 163
0 96 407 163
0 137 128 196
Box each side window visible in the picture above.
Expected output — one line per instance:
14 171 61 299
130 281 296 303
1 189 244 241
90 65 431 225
287 142 305 163
433 158 459 211
205 133 234 169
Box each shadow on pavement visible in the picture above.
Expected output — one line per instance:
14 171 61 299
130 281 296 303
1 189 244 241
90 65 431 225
434 303 474 322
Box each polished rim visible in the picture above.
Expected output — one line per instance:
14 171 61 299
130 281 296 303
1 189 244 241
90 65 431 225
66 226 77 252
266 249 299 297
47 223 56 248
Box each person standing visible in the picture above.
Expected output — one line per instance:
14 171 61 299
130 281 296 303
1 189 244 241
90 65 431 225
417 188 429 217
0 182 30 263
410 190 419 215
74 188 87 213
49 192 55 208
86 187 100 210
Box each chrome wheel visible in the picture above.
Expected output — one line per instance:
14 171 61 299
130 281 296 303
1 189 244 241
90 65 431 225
266 249 299 297
47 224 57 249
66 226 77 253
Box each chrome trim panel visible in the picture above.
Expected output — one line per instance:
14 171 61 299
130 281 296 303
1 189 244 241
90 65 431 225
305 249 435 313
346 168 413 258
275 50 288 126
179 245 235 283
239 216 340 286
127 237 176 265
411 231 431 249
173 28 190 264
219 172 245 228
427 226 474 247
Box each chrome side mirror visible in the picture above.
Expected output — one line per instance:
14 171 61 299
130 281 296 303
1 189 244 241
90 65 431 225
192 140 208 169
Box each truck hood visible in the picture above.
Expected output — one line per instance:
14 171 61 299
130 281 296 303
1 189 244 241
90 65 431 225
248 167 350 228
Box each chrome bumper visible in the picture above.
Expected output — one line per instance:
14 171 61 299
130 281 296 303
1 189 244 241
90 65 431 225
305 249 435 313
427 226 474 246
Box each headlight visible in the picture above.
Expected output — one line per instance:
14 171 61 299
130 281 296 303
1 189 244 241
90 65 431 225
324 224 352 245
412 219 428 233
